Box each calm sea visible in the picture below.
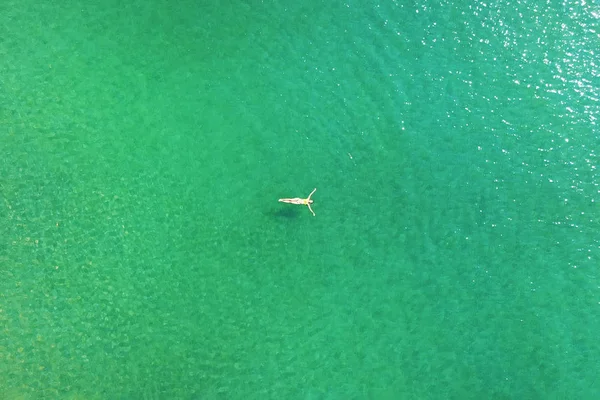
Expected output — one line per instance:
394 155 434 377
1 0 598 399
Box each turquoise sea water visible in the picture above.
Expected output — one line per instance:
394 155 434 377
1 0 599 398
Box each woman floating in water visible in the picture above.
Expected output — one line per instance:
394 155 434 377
278 188 316 216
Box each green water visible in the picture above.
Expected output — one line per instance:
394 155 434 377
1 0 599 398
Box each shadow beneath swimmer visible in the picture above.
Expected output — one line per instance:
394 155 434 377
269 207 300 219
